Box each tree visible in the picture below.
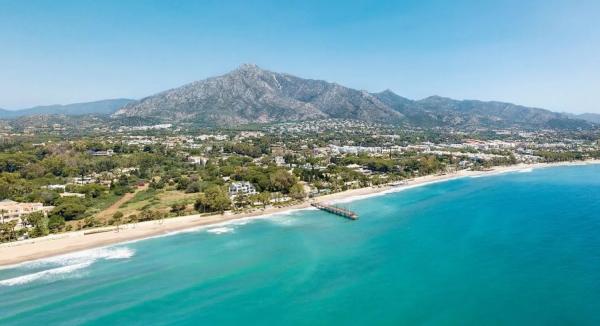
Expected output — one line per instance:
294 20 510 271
83 216 99 228
149 178 165 189
76 161 93 181
185 182 202 193
195 186 231 214
269 169 296 193
176 176 190 191
0 153 32 173
20 163 47 179
128 214 139 227
77 184 106 198
289 183 306 200
27 190 60 205
94 158 117 172
257 192 271 208
48 215 65 233
112 211 124 231
170 203 186 216
7 220 17 241
233 193 248 211
52 202 87 221
139 209 161 222
0 220 17 242
41 156 68 176
0 222 9 242
24 211 49 238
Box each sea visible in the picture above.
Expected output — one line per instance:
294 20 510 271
1 164 600 325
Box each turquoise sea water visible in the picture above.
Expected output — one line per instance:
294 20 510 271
2 165 600 325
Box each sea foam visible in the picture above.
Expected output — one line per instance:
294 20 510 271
206 227 234 234
27 247 135 267
0 261 93 286
0 247 135 287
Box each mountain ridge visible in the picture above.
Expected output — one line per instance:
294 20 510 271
566 112 600 124
113 64 591 129
0 99 135 119
114 64 404 125
1 65 595 129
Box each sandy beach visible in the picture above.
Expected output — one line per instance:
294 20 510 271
1 160 598 267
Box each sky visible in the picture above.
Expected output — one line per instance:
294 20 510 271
0 0 599 113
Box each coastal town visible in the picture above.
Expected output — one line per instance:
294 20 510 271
4 1 600 323
1 119 598 243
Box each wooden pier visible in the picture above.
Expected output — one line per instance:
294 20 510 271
311 202 358 220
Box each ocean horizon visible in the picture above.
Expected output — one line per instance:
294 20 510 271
2 164 600 325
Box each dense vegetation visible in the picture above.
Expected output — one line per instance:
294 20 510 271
0 125 597 242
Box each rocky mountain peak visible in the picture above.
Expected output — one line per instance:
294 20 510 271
113 65 404 125
112 65 591 129
236 63 261 71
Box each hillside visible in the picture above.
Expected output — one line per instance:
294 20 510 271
1 65 591 130
374 91 588 129
0 99 134 119
113 64 404 125
114 64 590 129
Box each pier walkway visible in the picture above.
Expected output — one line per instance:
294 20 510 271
311 202 358 220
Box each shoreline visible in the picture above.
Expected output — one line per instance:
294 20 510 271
1 159 599 267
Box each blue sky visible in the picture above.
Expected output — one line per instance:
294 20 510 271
1 0 599 113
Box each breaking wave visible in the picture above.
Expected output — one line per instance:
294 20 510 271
268 215 299 227
206 227 234 234
25 247 135 268
0 262 93 286
0 247 135 287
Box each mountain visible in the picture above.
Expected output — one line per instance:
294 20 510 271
0 99 134 119
114 64 590 129
565 113 600 124
374 91 588 129
113 64 403 125
0 66 591 129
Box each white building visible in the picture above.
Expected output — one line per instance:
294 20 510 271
228 181 257 198
91 149 114 156
0 200 54 227
274 156 286 166
187 156 208 166
60 192 86 198
43 184 66 191
329 144 384 155
72 176 96 185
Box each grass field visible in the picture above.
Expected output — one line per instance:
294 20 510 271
117 188 198 217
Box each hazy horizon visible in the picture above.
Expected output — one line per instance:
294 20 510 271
1 1 599 113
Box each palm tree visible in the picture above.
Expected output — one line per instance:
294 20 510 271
306 156 319 182
258 192 270 209
7 220 17 241
129 214 139 228
234 193 247 212
0 209 6 224
0 222 7 242
112 211 123 232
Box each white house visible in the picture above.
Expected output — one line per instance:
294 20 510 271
228 181 257 198
60 192 86 198
274 156 286 166
187 156 208 166
43 184 66 191
0 200 54 227
71 176 96 185
91 149 114 156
